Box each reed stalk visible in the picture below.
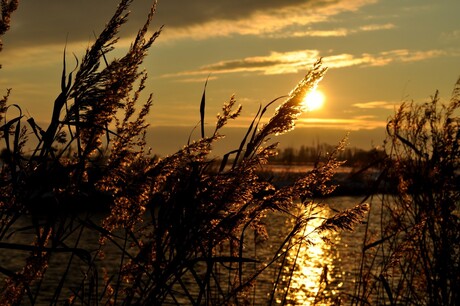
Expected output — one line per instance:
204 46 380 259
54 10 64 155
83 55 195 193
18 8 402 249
0 1 368 304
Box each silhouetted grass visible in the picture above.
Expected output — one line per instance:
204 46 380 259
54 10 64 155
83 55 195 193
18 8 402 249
352 79 460 305
0 1 368 305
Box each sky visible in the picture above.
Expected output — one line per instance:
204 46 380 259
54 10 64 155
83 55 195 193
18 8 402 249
1 0 459 156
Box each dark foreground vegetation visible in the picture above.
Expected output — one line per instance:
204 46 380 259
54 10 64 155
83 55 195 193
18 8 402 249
354 86 460 305
1 1 459 305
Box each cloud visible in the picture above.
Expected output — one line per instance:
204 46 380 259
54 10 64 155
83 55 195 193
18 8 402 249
359 23 395 31
160 0 378 41
6 0 377 47
322 54 367 68
203 50 320 74
352 101 399 110
297 117 387 130
155 0 314 28
353 115 379 120
177 76 219 83
165 48 448 80
277 23 395 38
6 1 150 47
163 50 320 78
325 49 446 68
364 49 446 66
440 30 460 42
290 29 349 37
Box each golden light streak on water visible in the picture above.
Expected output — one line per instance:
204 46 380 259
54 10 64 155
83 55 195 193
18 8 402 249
279 205 342 305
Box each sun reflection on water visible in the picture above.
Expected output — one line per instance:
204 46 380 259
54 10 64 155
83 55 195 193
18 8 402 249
279 205 342 305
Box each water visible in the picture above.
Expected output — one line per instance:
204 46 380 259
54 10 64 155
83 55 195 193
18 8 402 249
265 196 374 305
0 196 375 305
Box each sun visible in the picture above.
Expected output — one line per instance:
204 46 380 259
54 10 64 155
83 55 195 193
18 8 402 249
302 90 325 111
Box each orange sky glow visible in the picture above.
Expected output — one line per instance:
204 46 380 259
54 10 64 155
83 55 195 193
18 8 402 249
1 0 459 155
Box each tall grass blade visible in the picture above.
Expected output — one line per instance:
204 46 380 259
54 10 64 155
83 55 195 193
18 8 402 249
232 104 261 168
200 77 209 139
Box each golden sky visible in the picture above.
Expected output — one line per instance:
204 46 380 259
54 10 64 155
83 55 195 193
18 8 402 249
1 0 459 154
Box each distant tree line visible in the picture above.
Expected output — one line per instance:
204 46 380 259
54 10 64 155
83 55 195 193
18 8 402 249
269 143 385 168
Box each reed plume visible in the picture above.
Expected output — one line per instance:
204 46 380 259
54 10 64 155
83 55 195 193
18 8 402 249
0 1 368 304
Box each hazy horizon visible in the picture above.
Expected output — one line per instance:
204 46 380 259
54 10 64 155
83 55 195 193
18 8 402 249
147 125 385 157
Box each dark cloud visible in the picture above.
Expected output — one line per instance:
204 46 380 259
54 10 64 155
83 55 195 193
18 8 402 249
202 59 281 72
154 0 319 27
4 0 326 47
5 1 153 47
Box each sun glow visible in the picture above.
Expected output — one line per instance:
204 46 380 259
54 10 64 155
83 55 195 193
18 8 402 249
302 90 325 111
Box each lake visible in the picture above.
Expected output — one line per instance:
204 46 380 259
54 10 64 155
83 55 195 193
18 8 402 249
1 195 380 305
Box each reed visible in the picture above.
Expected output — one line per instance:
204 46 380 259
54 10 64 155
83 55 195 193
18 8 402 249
0 1 368 304
352 78 460 305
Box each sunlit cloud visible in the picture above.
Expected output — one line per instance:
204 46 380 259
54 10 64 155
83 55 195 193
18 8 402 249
364 49 446 66
163 50 320 78
352 101 400 110
280 23 396 38
322 54 366 68
162 0 378 41
297 117 387 130
165 48 448 80
329 49 447 68
359 23 396 31
287 29 349 38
